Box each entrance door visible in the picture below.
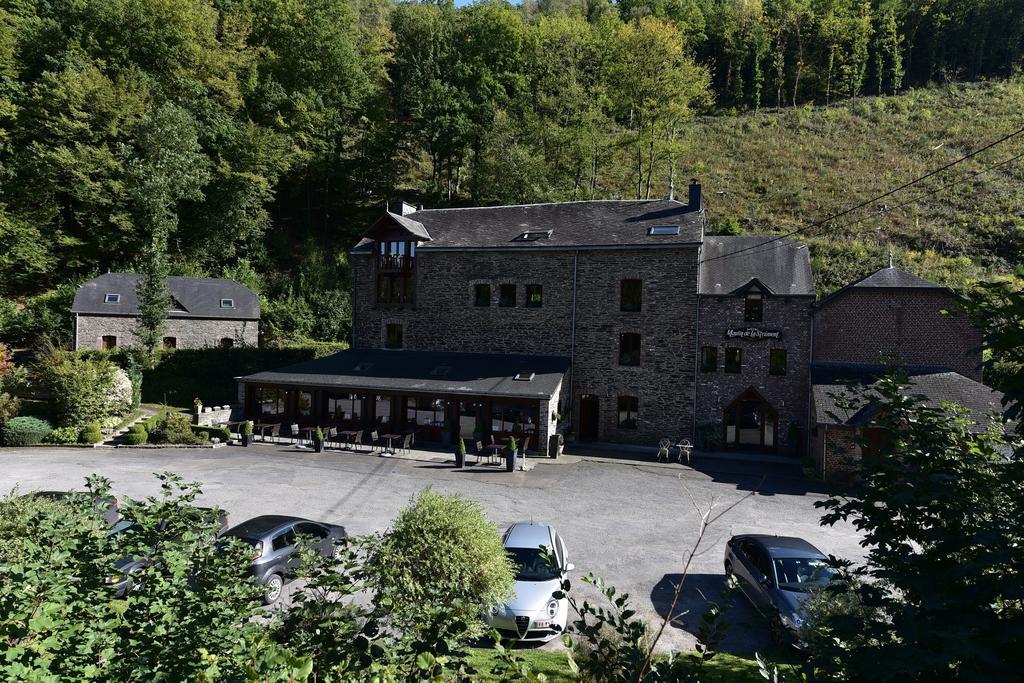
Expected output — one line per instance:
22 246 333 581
723 389 776 451
579 396 599 442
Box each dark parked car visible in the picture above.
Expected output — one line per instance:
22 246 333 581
724 534 836 649
105 506 229 595
221 515 347 605
20 490 120 526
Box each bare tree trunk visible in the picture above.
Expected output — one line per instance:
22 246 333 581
644 119 656 200
793 25 804 106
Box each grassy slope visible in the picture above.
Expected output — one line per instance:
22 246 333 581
680 79 1024 295
467 649 802 682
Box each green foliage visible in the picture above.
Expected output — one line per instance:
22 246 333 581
967 281 1024 433
0 285 76 348
124 424 148 446
78 423 103 445
1 416 53 446
43 425 81 445
192 424 231 443
241 420 253 436
456 436 466 457
367 489 515 637
808 370 1023 680
149 413 201 445
36 351 127 427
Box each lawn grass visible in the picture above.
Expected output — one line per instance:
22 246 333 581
467 648 802 682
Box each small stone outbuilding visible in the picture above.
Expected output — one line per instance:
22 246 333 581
72 273 260 351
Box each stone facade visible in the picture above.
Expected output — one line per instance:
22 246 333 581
810 421 862 482
353 246 700 445
695 294 814 454
813 289 982 380
74 314 258 351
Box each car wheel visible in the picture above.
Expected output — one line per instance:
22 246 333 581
769 615 785 645
263 574 284 605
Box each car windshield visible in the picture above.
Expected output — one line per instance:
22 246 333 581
507 546 559 582
773 557 835 592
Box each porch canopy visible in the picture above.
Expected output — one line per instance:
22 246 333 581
238 349 570 452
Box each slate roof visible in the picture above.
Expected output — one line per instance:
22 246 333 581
817 266 950 307
811 362 1007 432
352 200 704 251
381 211 432 241
699 236 814 296
72 273 260 319
239 349 570 400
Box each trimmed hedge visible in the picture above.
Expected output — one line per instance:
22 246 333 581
1 416 53 446
140 345 344 406
124 424 148 446
43 426 80 445
78 423 102 445
191 425 231 443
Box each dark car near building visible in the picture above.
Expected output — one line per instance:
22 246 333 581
724 534 836 649
221 515 347 604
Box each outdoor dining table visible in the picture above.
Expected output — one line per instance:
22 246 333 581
296 426 316 446
338 429 360 450
483 443 505 464
379 433 402 454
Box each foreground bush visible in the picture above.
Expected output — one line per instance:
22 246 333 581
367 489 515 636
1 416 53 446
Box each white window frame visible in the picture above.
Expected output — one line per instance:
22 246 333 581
104 293 121 303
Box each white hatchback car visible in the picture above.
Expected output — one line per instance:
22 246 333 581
487 522 573 642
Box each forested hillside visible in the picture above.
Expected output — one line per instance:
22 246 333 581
0 0 1021 349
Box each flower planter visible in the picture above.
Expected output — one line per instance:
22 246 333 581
505 450 517 472
455 450 465 468
314 437 324 453
241 434 251 447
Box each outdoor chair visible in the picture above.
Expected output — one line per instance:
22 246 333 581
674 438 693 465
475 440 485 465
325 427 338 449
400 433 412 454
351 429 364 452
290 423 302 445
519 436 531 456
369 430 381 452
262 423 281 443
657 438 671 463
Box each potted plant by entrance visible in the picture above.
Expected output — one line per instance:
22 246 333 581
313 426 324 453
241 421 253 447
506 436 518 472
455 437 466 469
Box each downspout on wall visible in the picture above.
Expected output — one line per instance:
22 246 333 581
568 251 579 431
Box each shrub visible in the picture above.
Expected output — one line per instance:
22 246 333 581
78 423 102 445
124 424 148 445
43 426 81 445
149 413 201 445
105 367 135 418
241 421 253 436
366 490 514 636
0 393 19 425
190 425 229 443
37 352 119 427
1 416 53 446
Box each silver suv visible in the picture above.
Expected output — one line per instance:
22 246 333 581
222 515 347 604
486 522 574 642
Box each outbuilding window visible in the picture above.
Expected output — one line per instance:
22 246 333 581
499 284 517 308
700 346 718 372
220 337 234 348
104 293 120 304
385 323 403 349
525 284 543 308
617 396 638 429
725 347 742 373
769 349 787 376
620 279 642 312
619 333 641 366
744 292 763 322
101 335 117 350
474 284 491 307
220 298 234 308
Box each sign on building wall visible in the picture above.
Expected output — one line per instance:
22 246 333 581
725 328 782 340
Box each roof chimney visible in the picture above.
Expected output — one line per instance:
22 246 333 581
688 179 703 212
387 199 418 216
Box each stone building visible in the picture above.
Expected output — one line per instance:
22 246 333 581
695 237 815 453
72 273 259 351
808 264 1001 480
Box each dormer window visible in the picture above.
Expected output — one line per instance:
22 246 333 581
220 298 234 309
104 293 120 303
744 292 763 322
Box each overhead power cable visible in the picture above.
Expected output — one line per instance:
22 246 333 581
700 123 1024 264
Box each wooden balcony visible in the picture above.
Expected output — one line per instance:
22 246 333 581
378 254 415 273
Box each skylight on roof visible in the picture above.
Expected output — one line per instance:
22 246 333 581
648 225 680 236
514 230 553 241
513 372 535 381
104 293 120 303
220 298 235 308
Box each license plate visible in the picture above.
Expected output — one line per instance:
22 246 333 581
533 619 551 628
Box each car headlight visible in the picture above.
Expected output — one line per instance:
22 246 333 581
106 574 124 585
546 599 559 618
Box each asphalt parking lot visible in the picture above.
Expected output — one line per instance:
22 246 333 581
0 444 865 654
